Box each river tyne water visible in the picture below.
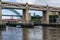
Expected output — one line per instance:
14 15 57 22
1 26 43 40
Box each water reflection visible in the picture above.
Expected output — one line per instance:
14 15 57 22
2 26 23 40
2 26 43 40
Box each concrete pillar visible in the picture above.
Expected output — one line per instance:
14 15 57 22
43 27 50 40
23 3 31 22
0 2 2 23
0 1 2 24
42 11 50 24
57 12 60 24
0 1 2 40
42 11 59 24
41 5 49 23
23 3 30 40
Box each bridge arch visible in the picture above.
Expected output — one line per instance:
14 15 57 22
2 9 22 17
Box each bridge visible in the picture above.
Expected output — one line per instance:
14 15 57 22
1 1 60 24
1 1 60 40
2 1 60 12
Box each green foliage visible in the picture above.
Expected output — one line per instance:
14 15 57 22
49 15 58 18
31 16 41 21
31 17 37 21
31 15 42 23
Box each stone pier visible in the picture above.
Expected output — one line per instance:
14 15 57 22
42 6 59 40
23 3 30 22
23 3 31 40
57 12 60 23
0 1 2 40
0 1 2 24
42 11 50 24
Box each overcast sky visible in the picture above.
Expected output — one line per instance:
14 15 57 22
2 0 60 6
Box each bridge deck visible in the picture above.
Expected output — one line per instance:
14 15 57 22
2 1 60 11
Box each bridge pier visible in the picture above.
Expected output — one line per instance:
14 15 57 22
42 11 59 24
23 3 31 22
42 10 59 40
57 12 60 23
0 1 2 40
0 1 2 24
42 5 49 24
23 3 31 40
42 11 50 24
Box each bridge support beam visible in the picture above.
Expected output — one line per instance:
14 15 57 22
0 1 2 40
23 3 31 40
42 11 59 24
42 11 50 24
57 12 60 23
0 1 2 24
23 3 31 22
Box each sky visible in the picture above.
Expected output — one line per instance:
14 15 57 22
2 0 60 19
2 0 60 6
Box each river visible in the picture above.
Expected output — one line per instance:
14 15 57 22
2 26 43 40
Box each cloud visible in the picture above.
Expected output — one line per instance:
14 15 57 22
16 0 34 4
16 0 26 3
46 0 60 7
16 0 46 5
47 0 60 4
2 0 8 1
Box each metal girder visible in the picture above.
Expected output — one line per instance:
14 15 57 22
2 15 22 17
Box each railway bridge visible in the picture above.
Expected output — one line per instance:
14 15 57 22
1 1 60 40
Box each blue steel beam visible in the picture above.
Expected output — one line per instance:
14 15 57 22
2 15 22 17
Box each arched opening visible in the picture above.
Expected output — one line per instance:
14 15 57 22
2 9 22 19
